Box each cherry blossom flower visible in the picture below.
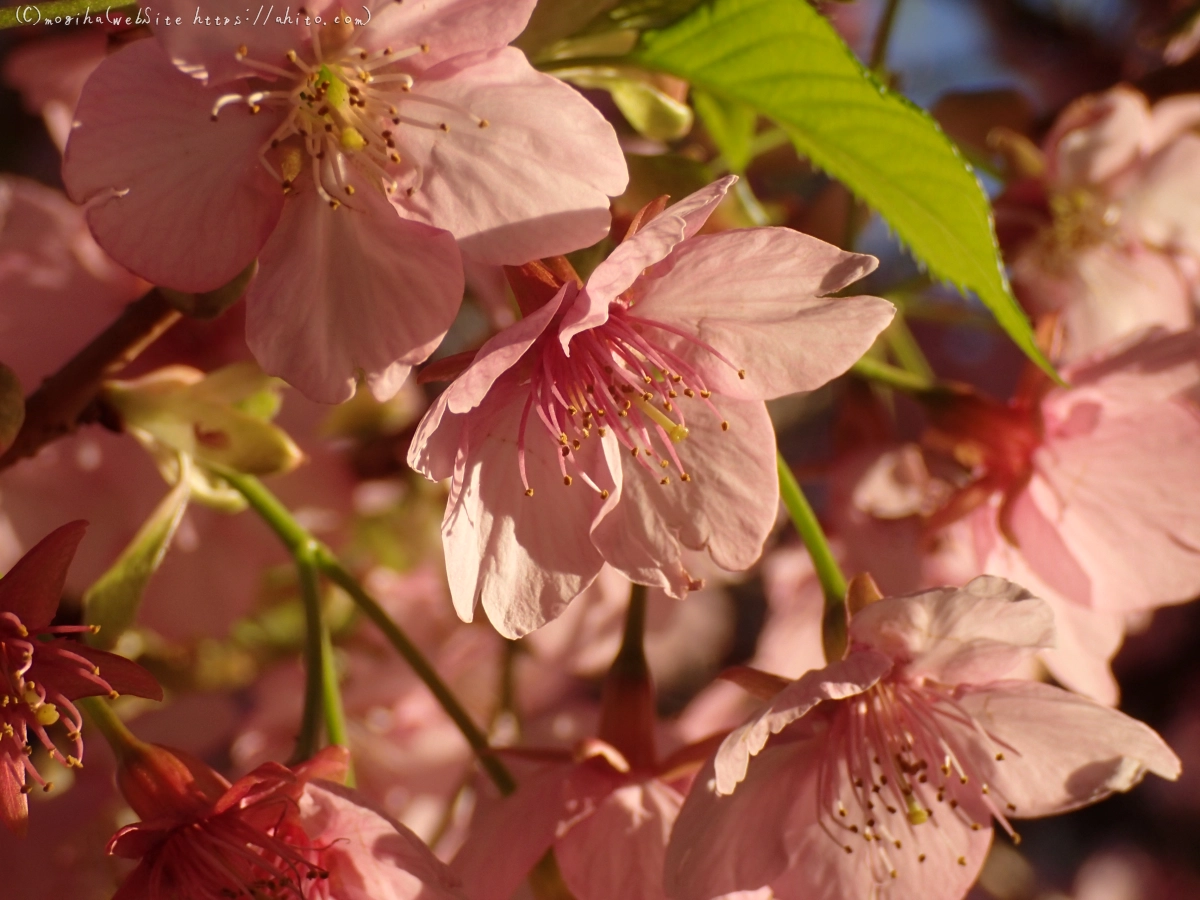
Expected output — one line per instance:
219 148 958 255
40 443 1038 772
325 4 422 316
408 177 894 637
665 577 1181 900
62 0 627 403
921 329 1200 619
1001 86 1200 362
109 743 465 900
0 521 162 836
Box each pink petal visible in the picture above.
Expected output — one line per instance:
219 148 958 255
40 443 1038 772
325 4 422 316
764 755 992 900
1143 93 1200 155
356 0 538 71
1124 133 1200 259
558 178 735 348
0 521 86 630
1015 241 1194 365
300 782 466 900
1044 86 1148 188
440 385 618 638
1 32 107 151
954 681 1180 817
153 0 337 85
393 48 627 265
714 650 892 795
666 744 812 900
556 778 682 900
0 177 144 388
0 760 29 837
1029 377 1200 612
247 183 463 404
63 40 283 292
849 576 1055 685
408 284 570 482
1038 601 1125 707
590 398 779 598
452 764 574 900
630 229 892 400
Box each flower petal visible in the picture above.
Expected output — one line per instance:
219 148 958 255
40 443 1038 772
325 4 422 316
848 577 1055 685
590 398 778 598
1124 133 1200 259
408 285 570 483
452 764 573 900
247 183 463 404
153 0 337 85
63 40 283 292
0 521 86 630
714 650 892 795
441 384 618 638
666 745 810 900
31 642 163 701
558 178 735 348
357 0 538 71
630 228 892 400
299 782 466 900
1029 364 1200 612
1044 86 1148 188
955 680 1180 817
556 778 682 900
393 48 627 265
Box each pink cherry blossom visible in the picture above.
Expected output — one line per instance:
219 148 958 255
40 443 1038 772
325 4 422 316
62 0 628 403
1003 86 1200 362
109 743 464 900
922 329 1200 619
665 577 1180 900
408 177 895 637
454 746 706 900
0 522 162 836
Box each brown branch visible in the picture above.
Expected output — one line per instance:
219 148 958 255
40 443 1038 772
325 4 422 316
0 290 181 471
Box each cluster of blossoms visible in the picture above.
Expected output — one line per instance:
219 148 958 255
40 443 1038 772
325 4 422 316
2 3 1200 900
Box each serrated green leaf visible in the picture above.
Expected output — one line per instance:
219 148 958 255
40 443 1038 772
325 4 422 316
693 89 757 173
84 462 191 648
631 0 1056 380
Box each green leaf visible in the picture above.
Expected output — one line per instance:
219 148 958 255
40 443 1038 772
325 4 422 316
631 0 1056 380
558 65 694 140
693 89 757 173
84 462 191 648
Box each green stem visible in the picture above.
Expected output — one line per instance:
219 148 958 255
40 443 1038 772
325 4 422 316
851 355 935 393
536 54 639 73
776 453 846 608
78 696 147 761
0 0 134 28
884 315 934 381
316 549 518 796
290 551 325 765
215 470 516 795
319 623 355 786
868 0 904 72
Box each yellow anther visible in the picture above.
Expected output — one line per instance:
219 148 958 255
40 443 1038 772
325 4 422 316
660 477 670 485
681 473 692 482
720 421 730 431
600 489 610 499
563 476 572 486
524 488 534 497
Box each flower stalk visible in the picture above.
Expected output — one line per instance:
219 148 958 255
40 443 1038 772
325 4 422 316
216 468 517 796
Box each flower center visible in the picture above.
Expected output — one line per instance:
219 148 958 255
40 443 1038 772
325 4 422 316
1 612 104 793
159 808 331 900
1039 187 1120 273
517 304 745 497
818 681 1020 884
211 17 488 209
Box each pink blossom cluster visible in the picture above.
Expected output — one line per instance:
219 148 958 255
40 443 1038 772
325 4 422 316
1 4 1200 900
